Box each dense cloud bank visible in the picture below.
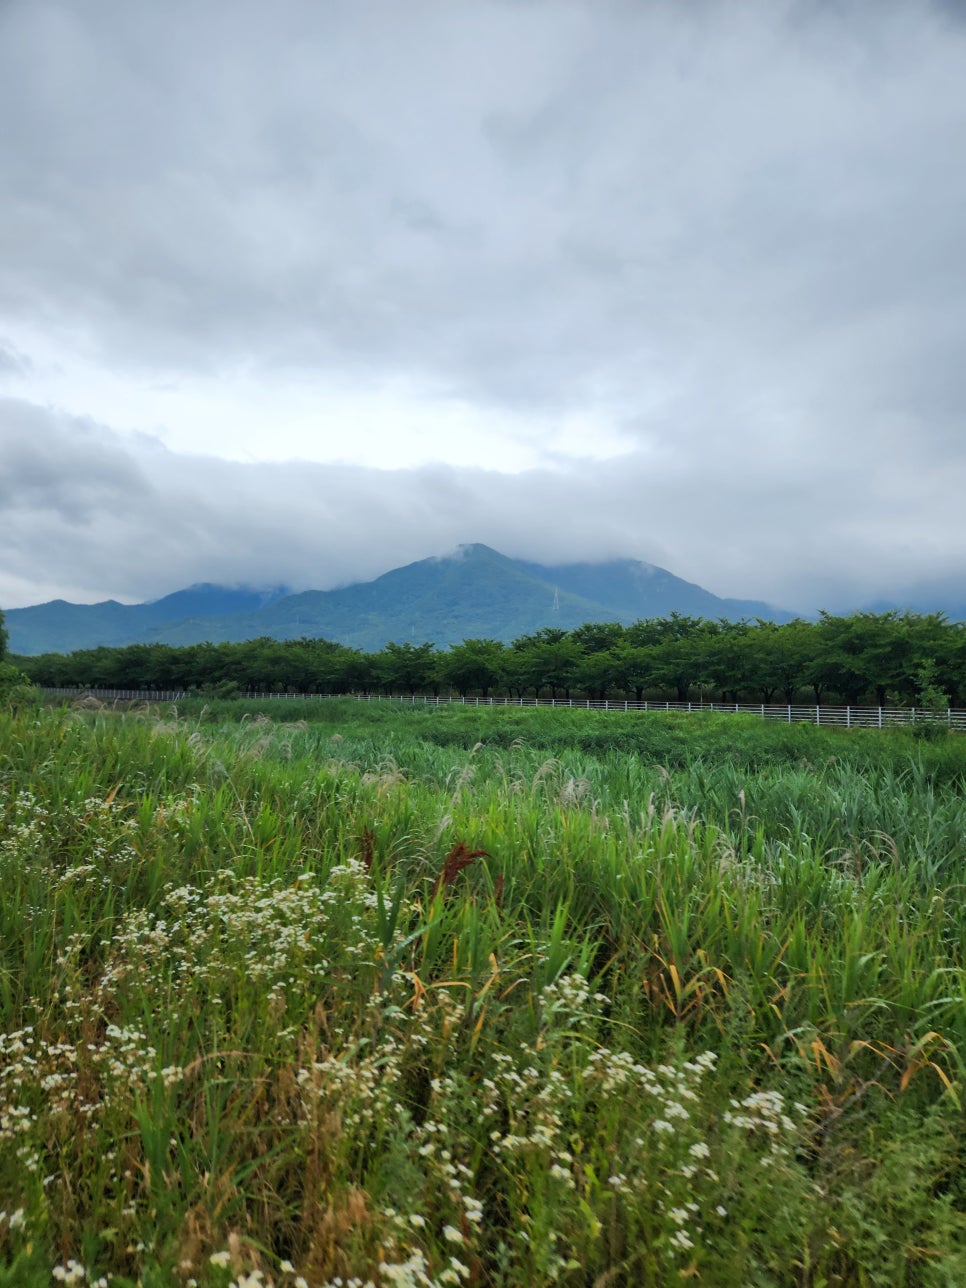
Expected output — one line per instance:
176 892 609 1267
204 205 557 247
2 397 965 615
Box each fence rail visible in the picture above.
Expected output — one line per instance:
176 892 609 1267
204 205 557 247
39 688 966 730
41 688 188 703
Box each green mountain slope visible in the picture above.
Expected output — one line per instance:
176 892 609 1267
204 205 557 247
4 584 288 655
520 553 781 622
7 545 790 655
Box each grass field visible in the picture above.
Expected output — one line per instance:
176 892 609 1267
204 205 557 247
1 697 965 1285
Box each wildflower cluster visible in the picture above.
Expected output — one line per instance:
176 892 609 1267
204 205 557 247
0 788 48 852
95 859 385 1029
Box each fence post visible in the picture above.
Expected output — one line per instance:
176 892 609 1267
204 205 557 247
815 705 820 726
878 707 882 728
846 707 850 729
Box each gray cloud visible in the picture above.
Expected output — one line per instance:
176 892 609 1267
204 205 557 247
0 340 32 377
3 396 964 614
3 1 964 397
1 1 965 612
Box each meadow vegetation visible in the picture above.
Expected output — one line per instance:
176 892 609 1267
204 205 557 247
1 696 965 1285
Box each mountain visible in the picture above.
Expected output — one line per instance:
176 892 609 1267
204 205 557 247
6 545 790 656
860 578 966 624
517 555 780 623
4 583 289 655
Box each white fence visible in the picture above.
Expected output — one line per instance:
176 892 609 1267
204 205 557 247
39 688 966 731
42 688 188 703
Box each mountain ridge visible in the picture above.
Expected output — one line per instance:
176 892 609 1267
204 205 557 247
6 544 791 655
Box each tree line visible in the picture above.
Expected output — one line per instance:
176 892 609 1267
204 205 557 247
0 608 28 699
11 610 966 708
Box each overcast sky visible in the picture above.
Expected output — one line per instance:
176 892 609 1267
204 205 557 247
2 0 965 614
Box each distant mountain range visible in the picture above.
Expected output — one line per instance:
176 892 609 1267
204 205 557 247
8 543 794 656
862 589 966 626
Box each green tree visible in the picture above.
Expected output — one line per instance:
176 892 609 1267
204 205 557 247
614 643 656 701
439 639 506 697
641 619 716 702
231 638 284 691
570 622 629 698
769 619 818 703
738 619 817 704
509 629 581 699
653 636 711 702
376 641 438 695
630 612 707 644
310 643 373 694
813 612 909 705
702 620 751 702
575 647 627 700
913 660 949 713
934 621 966 707
0 607 33 702
899 613 959 706
571 621 626 654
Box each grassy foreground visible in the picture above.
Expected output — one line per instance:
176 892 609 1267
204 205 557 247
1 698 965 1286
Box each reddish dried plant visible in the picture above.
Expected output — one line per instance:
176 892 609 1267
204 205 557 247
492 873 504 908
358 826 377 872
430 841 489 899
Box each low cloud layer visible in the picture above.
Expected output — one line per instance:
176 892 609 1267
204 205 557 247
1 1 965 615
3 397 964 615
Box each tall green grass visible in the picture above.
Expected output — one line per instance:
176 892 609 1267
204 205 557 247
1 701 964 1286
